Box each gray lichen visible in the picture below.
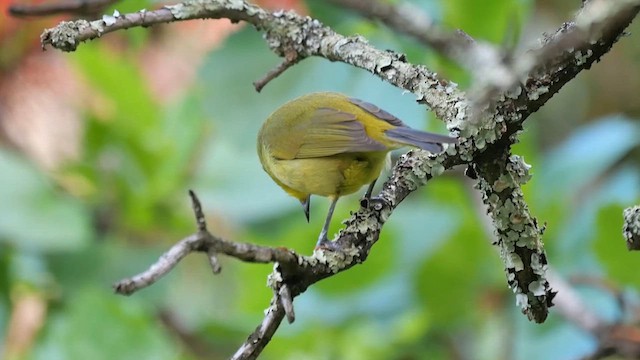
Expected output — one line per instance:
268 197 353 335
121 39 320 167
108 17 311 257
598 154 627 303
477 155 552 322
623 205 640 250
166 0 247 19
313 245 361 273
40 20 91 52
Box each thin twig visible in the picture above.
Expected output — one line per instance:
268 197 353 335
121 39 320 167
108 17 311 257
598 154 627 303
189 189 208 232
254 51 299 92
158 309 223 358
9 0 116 17
113 229 303 295
114 192 302 296
114 233 205 295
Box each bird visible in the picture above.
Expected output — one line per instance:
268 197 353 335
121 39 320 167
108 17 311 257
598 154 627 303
257 92 456 248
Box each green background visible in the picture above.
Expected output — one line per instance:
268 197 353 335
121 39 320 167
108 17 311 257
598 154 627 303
1 0 639 359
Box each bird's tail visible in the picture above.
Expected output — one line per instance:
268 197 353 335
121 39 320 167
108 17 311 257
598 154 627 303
384 127 457 153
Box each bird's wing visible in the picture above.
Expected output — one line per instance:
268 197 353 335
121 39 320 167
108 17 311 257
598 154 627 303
350 97 457 153
348 97 406 127
295 107 387 159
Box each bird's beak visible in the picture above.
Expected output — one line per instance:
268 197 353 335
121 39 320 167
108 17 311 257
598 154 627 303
301 196 310 222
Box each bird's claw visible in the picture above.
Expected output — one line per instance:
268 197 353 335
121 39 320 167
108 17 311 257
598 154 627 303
360 196 385 210
314 236 340 252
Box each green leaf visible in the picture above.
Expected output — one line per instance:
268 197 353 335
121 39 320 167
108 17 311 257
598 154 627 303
537 115 640 208
0 245 11 301
0 150 91 251
438 0 532 85
74 44 159 137
70 43 204 234
442 0 530 43
34 286 181 360
594 204 640 286
415 210 503 327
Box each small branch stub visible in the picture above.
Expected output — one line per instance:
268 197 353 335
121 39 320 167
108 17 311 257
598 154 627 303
189 189 208 232
254 50 299 92
279 284 295 323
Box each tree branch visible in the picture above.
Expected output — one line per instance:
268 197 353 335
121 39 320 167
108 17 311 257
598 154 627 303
40 0 464 124
458 0 640 320
474 155 553 322
489 0 640 119
329 0 516 92
231 297 285 360
9 0 116 17
114 191 301 296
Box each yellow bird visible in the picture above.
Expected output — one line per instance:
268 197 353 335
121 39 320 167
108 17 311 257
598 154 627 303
257 92 456 247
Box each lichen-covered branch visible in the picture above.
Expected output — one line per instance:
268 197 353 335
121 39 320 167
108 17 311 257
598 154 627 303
39 3 252 52
504 0 640 121
467 173 603 331
623 206 640 250
474 155 553 322
329 0 515 92
452 0 640 321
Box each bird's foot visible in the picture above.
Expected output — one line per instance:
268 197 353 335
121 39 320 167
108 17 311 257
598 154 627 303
314 235 340 252
360 196 386 210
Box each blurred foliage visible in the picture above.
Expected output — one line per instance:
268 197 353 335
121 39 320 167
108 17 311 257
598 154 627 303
0 0 639 359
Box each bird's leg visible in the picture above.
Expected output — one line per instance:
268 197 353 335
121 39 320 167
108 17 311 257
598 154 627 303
360 178 379 208
316 196 339 248
300 195 310 222
364 178 377 200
